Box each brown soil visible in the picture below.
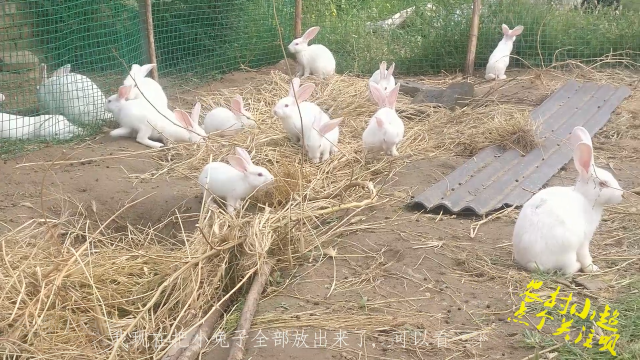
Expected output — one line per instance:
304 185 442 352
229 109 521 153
2 66 639 360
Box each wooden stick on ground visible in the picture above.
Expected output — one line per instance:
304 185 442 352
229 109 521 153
226 261 273 360
172 297 231 360
161 265 257 360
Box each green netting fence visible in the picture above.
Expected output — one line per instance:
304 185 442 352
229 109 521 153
305 0 640 74
0 0 638 149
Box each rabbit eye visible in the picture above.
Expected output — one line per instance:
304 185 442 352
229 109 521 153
284 104 289 108
258 172 263 177
599 180 608 188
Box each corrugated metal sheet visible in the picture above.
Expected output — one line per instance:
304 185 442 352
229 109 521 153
411 80 632 215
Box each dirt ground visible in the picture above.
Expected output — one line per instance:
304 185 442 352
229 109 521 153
1 64 639 360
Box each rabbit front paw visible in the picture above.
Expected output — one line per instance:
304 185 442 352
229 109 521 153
582 263 600 273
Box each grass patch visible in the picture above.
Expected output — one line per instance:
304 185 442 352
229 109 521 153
556 282 640 359
517 280 640 359
302 0 640 75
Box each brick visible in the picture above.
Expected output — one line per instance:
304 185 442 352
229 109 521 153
1 3 17 16
411 81 475 109
0 41 15 52
0 50 39 71
14 39 35 51
398 80 435 97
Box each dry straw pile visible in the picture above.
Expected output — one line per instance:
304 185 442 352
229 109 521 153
1 68 609 359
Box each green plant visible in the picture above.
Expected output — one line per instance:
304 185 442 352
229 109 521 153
299 0 640 75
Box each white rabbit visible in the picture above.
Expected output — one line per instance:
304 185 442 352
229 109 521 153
37 64 111 128
203 95 255 136
198 147 274 214
288 26 336 79
0 113 81 140
485 24 524 80
123 63 169 109
363 82 404 156
0 91 80 140
512 126 624 275
105 85 206 148
368 61 396 93
302 114 342 164
272 77 326 145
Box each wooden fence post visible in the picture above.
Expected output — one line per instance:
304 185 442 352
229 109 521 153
465 0 482 76
294 0 302 37
139 0 159 81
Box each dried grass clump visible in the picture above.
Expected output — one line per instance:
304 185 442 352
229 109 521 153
158 71 548 192
456 107 541 155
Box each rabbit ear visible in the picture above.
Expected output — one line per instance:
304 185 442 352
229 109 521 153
369 82 386 108
386 84 401 109
228 155 249 173
570 126 594 171
570 126 592 148
510 25 524 36
295 83 315 102
118 85 132 99
238 95 254 119
502 24 510 36
40 64 47 83
52 65 66 78
379 61 387 78
62 64 71 75
387 63 395 77
235 147 253 165
191 102 201 121
375 116 385 128
302 26 320 41
573 142 594 178
312 115 322 130
138 64 156 77
289 77 301 97
174 109 194 129
230 96 243 116
319 117 342 135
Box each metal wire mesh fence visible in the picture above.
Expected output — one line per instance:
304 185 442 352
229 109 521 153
0 0 290 147
303 0 640 75
0 1 144 144
150 0 292 76
0 0 638 149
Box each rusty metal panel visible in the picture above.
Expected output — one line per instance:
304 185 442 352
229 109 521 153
411 80 632 215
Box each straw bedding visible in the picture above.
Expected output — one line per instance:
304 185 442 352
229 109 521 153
1 68 633 359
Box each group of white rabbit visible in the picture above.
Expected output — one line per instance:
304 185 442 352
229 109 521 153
278 25 628 278
0 64 111 140
197 27 406 215
483 25 626 276
0 22 520 141
4 23 624 277
104 63 208 148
